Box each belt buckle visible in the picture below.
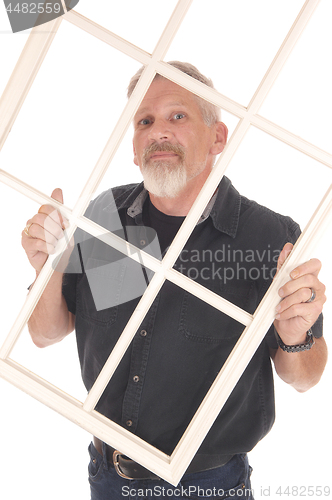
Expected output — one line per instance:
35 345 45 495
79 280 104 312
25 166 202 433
113 450 134 480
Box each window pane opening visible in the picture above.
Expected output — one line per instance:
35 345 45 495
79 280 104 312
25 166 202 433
166 0 304 107
226 125 332 231
259 0 332 154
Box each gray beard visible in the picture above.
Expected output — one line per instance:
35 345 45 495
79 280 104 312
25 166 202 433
141 159 188 199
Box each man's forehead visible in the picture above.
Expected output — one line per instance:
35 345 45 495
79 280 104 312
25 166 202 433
135 81 197 114
136 100 186 114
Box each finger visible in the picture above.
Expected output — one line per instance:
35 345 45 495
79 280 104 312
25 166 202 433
51 188 63 204
51 188 67 229
37 204 69 227
276 286 323 315
24 221 61 248
276 242 293 273
26 213 65 241
21 234 49 271
278 274 325 299
38 188 68 229
22 230 57 255
275 299 324 322
289 258 322 280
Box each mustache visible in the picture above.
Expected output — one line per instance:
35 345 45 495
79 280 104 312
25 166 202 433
142 142 186 163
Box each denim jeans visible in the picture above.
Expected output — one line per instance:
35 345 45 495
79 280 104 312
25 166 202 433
88 442 254 500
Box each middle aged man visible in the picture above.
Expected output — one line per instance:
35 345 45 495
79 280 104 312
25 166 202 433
22 62 327 500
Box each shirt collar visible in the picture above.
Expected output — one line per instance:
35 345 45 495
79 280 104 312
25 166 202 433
117 177 241 238
210 176 241 238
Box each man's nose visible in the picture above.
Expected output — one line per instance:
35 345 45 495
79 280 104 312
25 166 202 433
148 119 172 143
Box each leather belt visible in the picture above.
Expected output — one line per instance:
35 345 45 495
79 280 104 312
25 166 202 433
93 436 233 480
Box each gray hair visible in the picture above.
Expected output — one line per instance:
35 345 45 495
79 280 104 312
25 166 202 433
127 61 221 127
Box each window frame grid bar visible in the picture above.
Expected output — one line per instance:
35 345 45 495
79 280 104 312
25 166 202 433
0 0 330 486
165 269 252 326
59 0 68 14
65 9 152 65
252 114 332 169
149 0 193 61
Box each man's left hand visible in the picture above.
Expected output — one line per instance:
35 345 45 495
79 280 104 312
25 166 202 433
274 242 326 345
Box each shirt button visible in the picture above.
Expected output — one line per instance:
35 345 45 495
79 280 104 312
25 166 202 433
140 330 147 337
126 419 133 427
133 375 139 383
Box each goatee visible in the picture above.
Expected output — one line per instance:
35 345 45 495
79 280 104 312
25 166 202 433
141 142 187 199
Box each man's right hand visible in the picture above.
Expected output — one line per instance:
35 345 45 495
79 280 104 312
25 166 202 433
21 188 69 273
22 188 75 347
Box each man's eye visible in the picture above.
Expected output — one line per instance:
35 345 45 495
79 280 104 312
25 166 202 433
139 118 151 125
173 113 185 120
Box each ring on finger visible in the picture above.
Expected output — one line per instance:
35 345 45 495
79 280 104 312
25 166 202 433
306 288 316 303
23 223 33 237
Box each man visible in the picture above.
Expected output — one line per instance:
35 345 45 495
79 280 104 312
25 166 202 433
22 62 327 499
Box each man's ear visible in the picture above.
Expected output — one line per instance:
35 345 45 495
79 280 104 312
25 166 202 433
210 122 228 155
133 142 139 166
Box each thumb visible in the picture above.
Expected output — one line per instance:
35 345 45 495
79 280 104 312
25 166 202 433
276 242 293 274
51 188 64 204
50 188 67 229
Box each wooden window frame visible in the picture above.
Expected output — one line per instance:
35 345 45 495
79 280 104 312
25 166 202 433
0 0 331 485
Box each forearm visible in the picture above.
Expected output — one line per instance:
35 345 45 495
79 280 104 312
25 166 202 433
28 271 74 348
271 336 328 392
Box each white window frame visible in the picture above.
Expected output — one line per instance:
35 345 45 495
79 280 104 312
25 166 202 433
0 0 331 486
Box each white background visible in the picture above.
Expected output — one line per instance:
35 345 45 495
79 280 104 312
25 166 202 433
0 1 331 498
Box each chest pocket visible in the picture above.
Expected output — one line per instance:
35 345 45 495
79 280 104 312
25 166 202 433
179 278 257 342
77 258 125 325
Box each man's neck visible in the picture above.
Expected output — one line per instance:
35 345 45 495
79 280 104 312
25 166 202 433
149 184 202 216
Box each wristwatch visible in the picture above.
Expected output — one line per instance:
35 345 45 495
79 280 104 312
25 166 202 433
275 328 315 353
